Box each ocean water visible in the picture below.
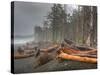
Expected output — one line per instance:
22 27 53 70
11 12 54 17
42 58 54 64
14 36 34 50
15 37 34 44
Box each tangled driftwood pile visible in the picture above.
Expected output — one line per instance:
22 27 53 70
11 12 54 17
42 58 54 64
14 39 97 64
56 39 97 64
40 39 97 64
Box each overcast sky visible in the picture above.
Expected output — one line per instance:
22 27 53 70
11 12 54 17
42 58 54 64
14 1 53 36
14 1 77 36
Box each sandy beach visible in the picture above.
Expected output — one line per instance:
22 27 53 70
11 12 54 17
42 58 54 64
14 55 97 74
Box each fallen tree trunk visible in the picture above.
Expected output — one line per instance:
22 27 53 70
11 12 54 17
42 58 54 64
61 47 81 54
64 39 96 51
61 47 97 55
57 52 97 64
76 46 96 51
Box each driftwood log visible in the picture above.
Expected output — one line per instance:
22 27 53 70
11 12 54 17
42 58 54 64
57 52 97 64
14 45 58 59
64 39 96 51
40 45 59 52
34 52 54 68
14 52 34 59
56 41 97 64
63 47 96 54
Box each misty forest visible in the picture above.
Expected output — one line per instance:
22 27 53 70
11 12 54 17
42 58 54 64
13 3 97 74
34 4 97 48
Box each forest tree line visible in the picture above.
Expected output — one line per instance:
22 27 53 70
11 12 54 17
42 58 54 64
34 4 97 48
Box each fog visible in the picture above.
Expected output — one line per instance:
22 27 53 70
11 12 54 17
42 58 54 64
14 1 76 37
14 1 53 36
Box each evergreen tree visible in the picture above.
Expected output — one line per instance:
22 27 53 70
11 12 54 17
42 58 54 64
47 4 67 43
